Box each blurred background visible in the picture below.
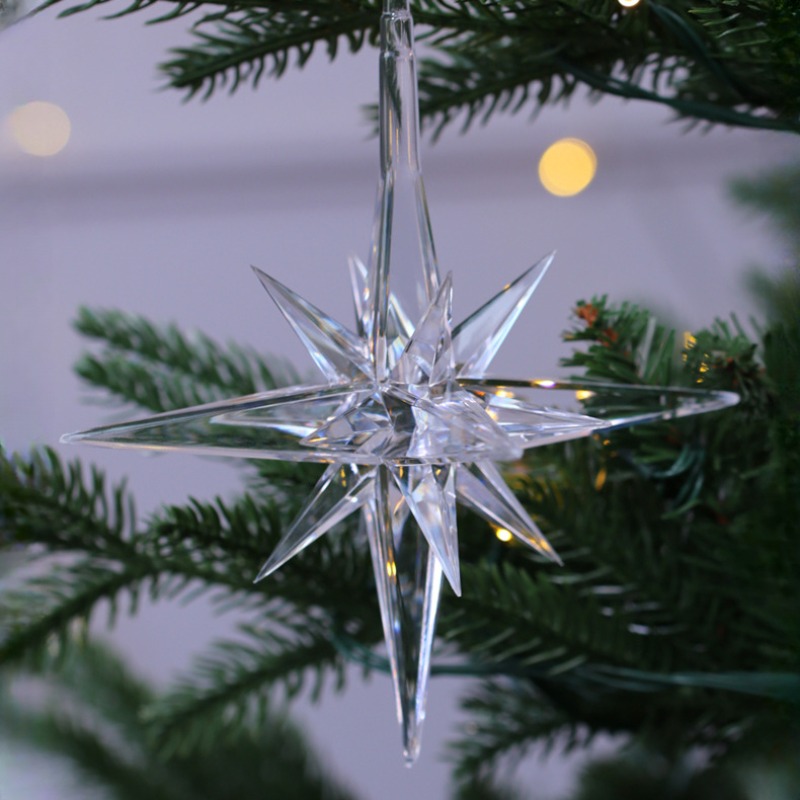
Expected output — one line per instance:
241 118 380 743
1 4 797 797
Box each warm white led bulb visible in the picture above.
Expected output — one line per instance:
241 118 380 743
538 138 597 197
7 101 71 157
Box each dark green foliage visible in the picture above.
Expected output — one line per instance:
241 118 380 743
733 177 800 254
73 306 297 413
568 750 751 800
451 678 588 778
27 0 800 136
1 642 360 800
0 445 379 760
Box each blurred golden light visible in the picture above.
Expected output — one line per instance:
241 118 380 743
495 528 513 543
575 390 595 401
618 0 641 7
594 467 608 491
8 101 71 157
533 536 554 555
538 138 597 197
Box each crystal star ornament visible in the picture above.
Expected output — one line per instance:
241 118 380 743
62 0 739 765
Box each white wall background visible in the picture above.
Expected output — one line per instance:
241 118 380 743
1 5 797 798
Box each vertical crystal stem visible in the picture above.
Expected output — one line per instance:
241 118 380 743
365 0 447 763
371 0 440 379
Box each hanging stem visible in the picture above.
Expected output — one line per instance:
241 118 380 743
379 0 422 180
371 0 440 378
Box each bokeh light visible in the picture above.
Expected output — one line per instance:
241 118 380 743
618 0 642 7
7 101 71 157
538 138 597 197
495 528 513 543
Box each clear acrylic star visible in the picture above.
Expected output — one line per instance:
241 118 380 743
55 0 604 761
63 248 609 761
60 0 738 764
247 250 600 594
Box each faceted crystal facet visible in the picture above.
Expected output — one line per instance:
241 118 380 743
61 0 740 766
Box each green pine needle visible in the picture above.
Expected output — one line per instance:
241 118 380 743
1 641 360 800
73 306 296 413
25 0 800 136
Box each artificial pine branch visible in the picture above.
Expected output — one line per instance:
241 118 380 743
27 0 800 136
442 561 671 674
74 306 295 413
146 624 344 757
450 678 585 779
0 561 156 664
0 444 380 760
451 773 528 800
161 5 379 99
3 265 798 792
566 749 751 800
1 446 136 550
1 641 360 800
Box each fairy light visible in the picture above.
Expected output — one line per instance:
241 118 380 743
618 0 641 7
594 467 608 491
7 101 71 157
495 528 513 543
683 331 709 374
538 138 597 197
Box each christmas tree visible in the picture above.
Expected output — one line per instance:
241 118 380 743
1 2 798 797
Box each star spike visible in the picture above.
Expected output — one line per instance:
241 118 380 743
453 252 554 378
399 387 521 462
252 266 373 382
392 463 461 596
365 467 443 765
456 461 561 563
349 254 414 352
391 272 454 386
348 255 370 337
461 383 607 448
255 463 374 581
